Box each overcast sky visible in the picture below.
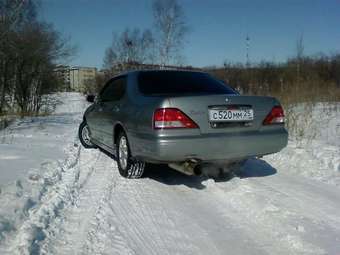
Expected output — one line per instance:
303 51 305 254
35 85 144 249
40 0 340 68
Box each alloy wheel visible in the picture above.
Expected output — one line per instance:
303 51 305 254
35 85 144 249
119 136 128 170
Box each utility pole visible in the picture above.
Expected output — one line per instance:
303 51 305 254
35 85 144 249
246 34 250 69
246 34 252 94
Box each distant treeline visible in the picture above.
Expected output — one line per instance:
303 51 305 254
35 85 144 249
208 55 340 105
92 54 340 108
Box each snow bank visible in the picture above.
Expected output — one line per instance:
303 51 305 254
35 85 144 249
266 102 340 186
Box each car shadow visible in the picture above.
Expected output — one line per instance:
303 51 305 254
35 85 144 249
237 158 277 179
144 158 277 190
144 164 209 189
99 148 277 190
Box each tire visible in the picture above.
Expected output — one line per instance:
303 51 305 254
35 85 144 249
116 131 145 178
78 121 96 149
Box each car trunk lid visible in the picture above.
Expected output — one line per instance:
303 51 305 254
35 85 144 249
167 94 278 134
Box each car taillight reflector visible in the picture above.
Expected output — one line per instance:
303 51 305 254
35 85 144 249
153 108 198 129
263 106 285 125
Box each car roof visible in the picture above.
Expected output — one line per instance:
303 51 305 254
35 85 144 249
113 69 206 78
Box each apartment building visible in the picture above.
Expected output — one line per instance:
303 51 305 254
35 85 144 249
70 67 97 92
54 65 71 90
54 66 97 92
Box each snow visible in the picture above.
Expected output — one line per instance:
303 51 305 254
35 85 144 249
0 93 339 255
265 103 340 186
0 93 88 185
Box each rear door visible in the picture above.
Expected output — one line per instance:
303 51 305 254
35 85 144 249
97 75 127 148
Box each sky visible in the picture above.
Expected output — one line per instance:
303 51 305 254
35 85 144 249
40 0 340 69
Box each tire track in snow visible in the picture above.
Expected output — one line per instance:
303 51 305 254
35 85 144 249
90 167 267 255
82 171 136 255
13 142 340 255
205 162 340 255
8 141 83 255
208 179 325 255
8 140 105 255
104 177 203 255
76 157 340 255
43 157 273 255
39 150 108 254
40 149 134 255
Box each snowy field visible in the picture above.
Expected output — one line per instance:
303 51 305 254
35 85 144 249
0 93 339 255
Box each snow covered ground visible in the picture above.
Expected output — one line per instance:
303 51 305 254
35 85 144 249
0 93 88 185
0 93 339 255
266 103 340 186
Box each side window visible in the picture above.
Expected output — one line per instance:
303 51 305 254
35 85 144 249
100 76 126 102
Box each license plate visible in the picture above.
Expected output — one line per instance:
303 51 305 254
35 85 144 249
209 109 254 122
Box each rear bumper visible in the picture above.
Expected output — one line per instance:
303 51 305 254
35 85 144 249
132 128 288 163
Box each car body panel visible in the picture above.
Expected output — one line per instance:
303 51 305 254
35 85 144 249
130 127 288 163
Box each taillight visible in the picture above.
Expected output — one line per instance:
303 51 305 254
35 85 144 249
153 108 199 129
263 106 285 125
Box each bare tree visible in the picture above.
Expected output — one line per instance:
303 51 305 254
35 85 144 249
0 0 75 115
152 0 188 66
0 0 37 114
0 0 27 38
13 22 75 114
296 34 304 84
103 28 154 73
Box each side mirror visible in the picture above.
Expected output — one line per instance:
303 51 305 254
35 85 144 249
86 94 95 103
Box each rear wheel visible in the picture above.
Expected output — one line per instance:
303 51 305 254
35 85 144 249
116 132 145 178
78 121 96 149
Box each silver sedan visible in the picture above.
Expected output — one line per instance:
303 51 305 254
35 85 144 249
79 70 288 178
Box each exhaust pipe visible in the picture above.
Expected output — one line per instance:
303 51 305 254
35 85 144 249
168 160 202 176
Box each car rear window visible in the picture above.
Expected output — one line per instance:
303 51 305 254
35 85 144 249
138 71 237 96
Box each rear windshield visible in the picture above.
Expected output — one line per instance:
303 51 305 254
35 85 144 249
138 71 237 96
